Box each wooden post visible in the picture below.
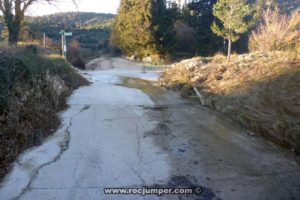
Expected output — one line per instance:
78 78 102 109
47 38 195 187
61 32 64 57
227 39 232 62
43 33 46 48
193 87 205 105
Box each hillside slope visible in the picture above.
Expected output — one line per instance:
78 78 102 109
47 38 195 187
0 45 88 180
161 52 300 153
28 12 114 29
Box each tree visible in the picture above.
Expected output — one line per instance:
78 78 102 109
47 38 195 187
112 0 154 57
211 0 254 61
181 0 221 56
111 0 174 58
152 0 176 54
0 0 75 45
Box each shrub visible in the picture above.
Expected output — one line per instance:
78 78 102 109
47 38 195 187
67 39 86 69
174 21 198 53
249 8 300 52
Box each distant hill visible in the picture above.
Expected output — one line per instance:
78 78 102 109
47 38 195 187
1 12 115 59
27 12 115 53
27 12 114 30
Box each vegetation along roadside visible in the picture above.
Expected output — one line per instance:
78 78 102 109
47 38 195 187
0 45 89 180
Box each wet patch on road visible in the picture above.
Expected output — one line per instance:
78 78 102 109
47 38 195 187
146 176 216 200
145 122 171 137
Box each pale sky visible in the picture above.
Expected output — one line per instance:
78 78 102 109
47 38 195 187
28 0 121 16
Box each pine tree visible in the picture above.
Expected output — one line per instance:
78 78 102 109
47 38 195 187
211 0 254 61
152 0 176 54
111 0 174 58
181 0 220 56
112 0 153 57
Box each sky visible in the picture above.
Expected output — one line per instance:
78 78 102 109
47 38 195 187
28 0 121 16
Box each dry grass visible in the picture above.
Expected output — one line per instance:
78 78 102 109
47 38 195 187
160 52 300 153
249 8 300 52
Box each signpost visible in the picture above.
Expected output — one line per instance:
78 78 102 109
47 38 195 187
59 30 73 57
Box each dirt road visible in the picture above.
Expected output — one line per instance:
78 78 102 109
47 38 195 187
0 58 299 200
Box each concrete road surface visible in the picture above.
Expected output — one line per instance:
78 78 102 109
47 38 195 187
0 58 299 200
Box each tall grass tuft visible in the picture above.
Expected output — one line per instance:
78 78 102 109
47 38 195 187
249 8 300 52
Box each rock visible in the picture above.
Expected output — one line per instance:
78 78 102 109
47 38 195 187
86 58 102 69
86 58 114 70
178 57 203 69
142 56 152 63
46 74 67 97
247 131 255 136
127 55 136 61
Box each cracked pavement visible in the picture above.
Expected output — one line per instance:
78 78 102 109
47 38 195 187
0 58 300 200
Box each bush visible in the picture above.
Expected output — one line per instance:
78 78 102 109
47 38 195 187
174 21 198 53
0 50 26 112
249 8 300 52
67 39 86 69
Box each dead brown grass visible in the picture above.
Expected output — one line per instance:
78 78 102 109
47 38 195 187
249 8 300 52
160 52 300 153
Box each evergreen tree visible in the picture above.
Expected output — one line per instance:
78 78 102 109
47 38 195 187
181 0 221 56
211 0 254 61
152 0 176 54
112 0 153 57
112 0 174 58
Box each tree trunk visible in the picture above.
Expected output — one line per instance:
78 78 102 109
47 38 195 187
8 25 20 45
227 39 232 62
4 1 23 45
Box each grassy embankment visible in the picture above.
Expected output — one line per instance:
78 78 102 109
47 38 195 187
0 45 88 179
161 52 300 153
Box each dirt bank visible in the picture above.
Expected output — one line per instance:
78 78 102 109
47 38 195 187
0 46 89 180
160 52 300 154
